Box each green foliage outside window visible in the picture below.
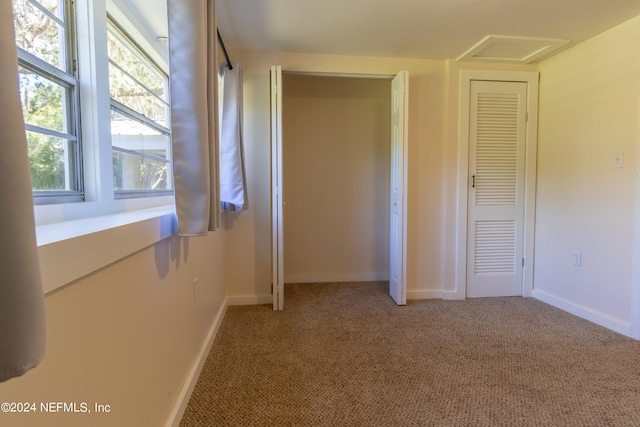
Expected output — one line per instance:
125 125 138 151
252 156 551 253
13 0 77 193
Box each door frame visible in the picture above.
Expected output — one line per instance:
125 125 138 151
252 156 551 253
270 68 407 309
454 70 539 299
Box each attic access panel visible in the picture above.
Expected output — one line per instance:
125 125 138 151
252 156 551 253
457 35 569 64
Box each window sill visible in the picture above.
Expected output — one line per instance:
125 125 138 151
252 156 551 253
37 205 176 294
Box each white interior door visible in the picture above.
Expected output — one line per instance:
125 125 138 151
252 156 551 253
467 80 527 298
271 65 284 310
390 71 408 305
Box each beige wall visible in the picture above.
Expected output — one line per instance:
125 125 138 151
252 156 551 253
535 14 640 333
224 49 539 300
0 233 226 426
282 74 391 283
225 50 450 299
226 37 640 330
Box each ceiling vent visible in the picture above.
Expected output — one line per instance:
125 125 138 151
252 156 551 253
457 35 569 64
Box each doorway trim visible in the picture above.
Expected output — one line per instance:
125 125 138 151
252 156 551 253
270 67 407 309
454 70 539 299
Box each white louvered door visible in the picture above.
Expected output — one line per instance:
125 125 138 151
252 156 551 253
467 80 527 298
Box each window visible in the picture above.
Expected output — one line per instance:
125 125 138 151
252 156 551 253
13 0 82 204
12 0 174 224
107 20 172 198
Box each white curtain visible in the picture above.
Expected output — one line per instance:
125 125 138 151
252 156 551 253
167 0 221 235
219 61 248 211
0 0 47 382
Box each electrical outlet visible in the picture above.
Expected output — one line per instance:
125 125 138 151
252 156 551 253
572 251 582 267
192 278 199 303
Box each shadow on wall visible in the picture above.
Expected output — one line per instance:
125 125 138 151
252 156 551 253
154 232 191 279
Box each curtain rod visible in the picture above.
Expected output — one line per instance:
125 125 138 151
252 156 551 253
217 29 233 70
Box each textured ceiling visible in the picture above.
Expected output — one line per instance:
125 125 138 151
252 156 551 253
133 0 640 62
216 0 640 60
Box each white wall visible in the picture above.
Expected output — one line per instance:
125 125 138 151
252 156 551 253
0 232 226 427
534 15 640 335
282 74 391 283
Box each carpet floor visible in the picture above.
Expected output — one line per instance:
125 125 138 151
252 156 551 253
180 282 640 426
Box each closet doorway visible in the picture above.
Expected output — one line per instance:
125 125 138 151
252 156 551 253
271 67 409 309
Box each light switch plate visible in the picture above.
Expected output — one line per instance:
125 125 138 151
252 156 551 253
614 152 624 168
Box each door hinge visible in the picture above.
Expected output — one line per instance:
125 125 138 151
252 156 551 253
522 257 525 267
525 112 529 122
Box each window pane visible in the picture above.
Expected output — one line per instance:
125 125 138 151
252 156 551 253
26 130 75 191
107 29 167 125
32 0 63 19
107 30 165 94
112 150 170 192
111 109 171 192
13 0 81 203
110 110 170 160
109 65 167 123
19 66 69 133
13 0 66 69
108 20 172 197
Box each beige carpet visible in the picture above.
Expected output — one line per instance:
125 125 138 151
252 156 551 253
180 282 640 426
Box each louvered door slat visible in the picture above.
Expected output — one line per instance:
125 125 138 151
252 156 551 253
476 93 519 206
474 220 516 275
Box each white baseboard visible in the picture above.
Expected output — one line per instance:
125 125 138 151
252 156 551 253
441 290 465 300
284 272 389 284
166 297 229 427
407 290 444 300
532 289 632 337
230 289 447 304
227 294 273 306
